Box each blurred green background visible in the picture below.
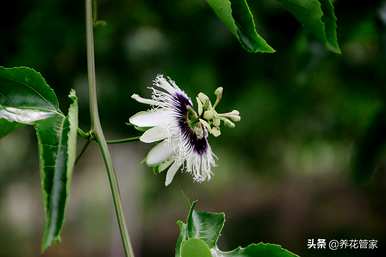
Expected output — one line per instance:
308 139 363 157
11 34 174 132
1 0 386 256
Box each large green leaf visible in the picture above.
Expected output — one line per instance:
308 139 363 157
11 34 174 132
207 0 340 53
207 0 275 53
176 202 299 257
0 66 59 136
0 67 60 116
277 0 341 53
0 66 78 251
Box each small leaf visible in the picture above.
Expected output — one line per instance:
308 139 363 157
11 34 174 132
181 239 212 257
176 202 299 257
277 0 341 53
207 0 275 53
0 67 78 251
187 201 225 248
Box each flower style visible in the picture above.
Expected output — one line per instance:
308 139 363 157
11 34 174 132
129 75 240 186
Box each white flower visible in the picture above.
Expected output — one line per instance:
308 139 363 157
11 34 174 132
129 75 216 186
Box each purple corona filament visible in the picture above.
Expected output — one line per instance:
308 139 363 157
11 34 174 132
173 92 208 155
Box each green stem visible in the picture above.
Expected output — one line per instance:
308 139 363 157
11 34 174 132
85 1 135 257
77 128 91 139
107 136 140 144
76 137 139 165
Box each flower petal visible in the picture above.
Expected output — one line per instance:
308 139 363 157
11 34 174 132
129 110 170 127
140 126 168 143
131 94 161 106
154 75 176 94
156 159 174 173
165 161 182 186
146 140 174 166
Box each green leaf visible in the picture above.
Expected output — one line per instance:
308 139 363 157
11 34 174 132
176 202 299 257
0 66 78 251
207 0 340 53
176 221 188 257
37 90 78 251
0 66 61 128
207 0 275 53
186 201 225 248
0 119 20 138
0 66 60 118
277 0 341 53
319 0 340 52
214 243 300 257
181 239 212 257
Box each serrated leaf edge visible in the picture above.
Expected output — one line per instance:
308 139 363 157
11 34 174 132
40 90 78 251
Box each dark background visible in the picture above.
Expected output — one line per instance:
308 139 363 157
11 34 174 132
0 0 386 256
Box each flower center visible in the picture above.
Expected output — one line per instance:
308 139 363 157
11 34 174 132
173 92 208 155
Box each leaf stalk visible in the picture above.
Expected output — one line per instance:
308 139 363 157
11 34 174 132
107 136 140 144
